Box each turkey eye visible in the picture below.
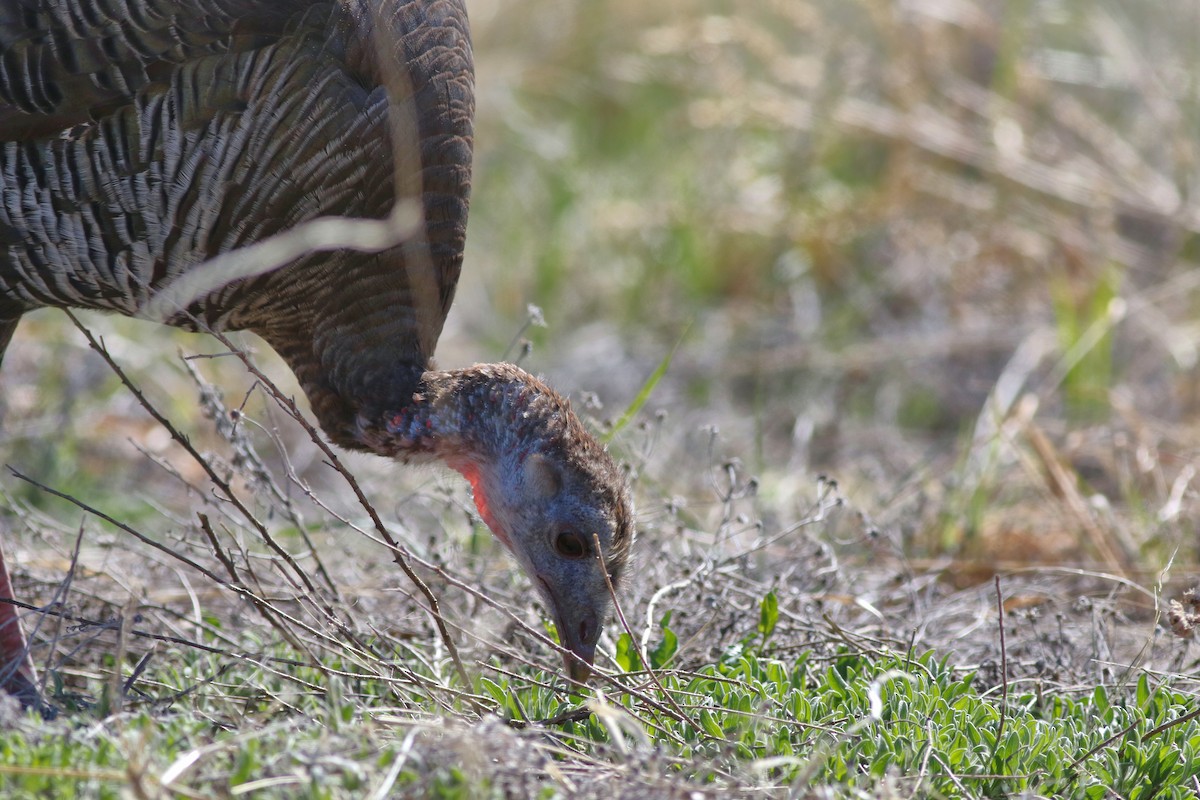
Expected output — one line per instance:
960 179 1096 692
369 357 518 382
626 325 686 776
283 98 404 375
554 531 587 559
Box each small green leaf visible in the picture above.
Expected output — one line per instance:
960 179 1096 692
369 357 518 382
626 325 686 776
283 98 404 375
615 633 642 672
650 612 678 669
479 677 507 708
700 709 725 739
758 590 779 643
1136 673 1151 709
1092 685 1110 718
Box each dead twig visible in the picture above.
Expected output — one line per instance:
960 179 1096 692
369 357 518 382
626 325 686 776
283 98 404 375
199 325 479 702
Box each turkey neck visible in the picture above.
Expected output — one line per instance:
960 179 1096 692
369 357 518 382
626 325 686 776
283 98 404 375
355 363 573 469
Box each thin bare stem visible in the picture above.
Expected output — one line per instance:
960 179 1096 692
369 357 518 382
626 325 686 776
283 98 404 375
994 575 1008 747
198 326 479 700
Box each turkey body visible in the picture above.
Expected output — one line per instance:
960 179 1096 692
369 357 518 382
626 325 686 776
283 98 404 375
0 0 471 444
0 0 633 711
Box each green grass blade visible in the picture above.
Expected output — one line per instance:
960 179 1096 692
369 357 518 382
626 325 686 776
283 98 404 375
602 323 690 444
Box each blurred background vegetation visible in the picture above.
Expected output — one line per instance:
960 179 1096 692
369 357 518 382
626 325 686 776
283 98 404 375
3 0 1200 581
468 0 1200 576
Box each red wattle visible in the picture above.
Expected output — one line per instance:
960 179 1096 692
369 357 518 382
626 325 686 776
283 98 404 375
456 463 511 549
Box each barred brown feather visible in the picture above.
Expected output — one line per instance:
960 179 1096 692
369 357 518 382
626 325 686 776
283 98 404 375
0 0 473 443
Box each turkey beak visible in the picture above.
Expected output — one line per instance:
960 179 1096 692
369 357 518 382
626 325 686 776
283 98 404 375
563 633 596 685
538 578 600 685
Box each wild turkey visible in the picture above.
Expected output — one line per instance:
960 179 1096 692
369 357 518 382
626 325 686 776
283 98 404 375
0 0 633 712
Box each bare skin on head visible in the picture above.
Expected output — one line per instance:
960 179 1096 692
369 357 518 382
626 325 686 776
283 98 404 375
0 0 634 710
360 363 634 680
